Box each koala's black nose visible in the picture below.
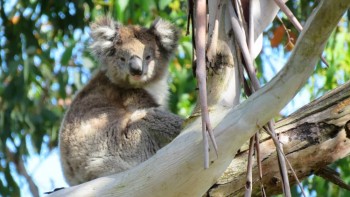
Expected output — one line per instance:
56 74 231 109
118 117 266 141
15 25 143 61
129 56 143 76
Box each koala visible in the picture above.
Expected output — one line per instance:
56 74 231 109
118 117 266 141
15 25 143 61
59 17 183 186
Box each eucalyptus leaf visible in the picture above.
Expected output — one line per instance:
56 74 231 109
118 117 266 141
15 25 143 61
159 0 172 10
61 44 75 65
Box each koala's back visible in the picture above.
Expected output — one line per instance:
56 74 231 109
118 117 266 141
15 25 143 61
59 71 160 185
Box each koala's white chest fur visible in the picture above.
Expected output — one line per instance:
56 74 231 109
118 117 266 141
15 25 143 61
144 75 169 108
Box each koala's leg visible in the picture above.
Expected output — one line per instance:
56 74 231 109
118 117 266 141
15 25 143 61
127 108 183 148
80 109 183 182
114 108 183 171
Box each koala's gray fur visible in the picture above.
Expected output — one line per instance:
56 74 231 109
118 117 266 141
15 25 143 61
59 17 183 186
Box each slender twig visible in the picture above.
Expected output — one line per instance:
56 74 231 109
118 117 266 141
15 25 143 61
227 2 260 89
195 0 209 168
274 0 303 32
244 136 255 197
195 0 218 169
263 124 307 197
245 1 263 195
255 133 266 197
276 16 295 50
243 83 266 197
186 0 194 36
234 0 248 34
284 151 307 197
228 1 292 196
206 0 222 64
268 121 291 197
273 0 328 67
248 0 254 56
6 148 40 197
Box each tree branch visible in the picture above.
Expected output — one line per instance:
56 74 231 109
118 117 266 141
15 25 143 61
208 81 350 196
315 167 350 191
195 0 219 168
5 149 39 197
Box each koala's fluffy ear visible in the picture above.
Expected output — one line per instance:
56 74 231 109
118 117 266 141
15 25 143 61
89 17 120 59
150 19 179 54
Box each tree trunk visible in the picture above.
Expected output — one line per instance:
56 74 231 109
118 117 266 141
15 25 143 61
207 81 350 196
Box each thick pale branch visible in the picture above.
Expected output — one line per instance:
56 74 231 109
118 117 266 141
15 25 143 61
48 0 349 196
247 0 287 58
208 81 350 196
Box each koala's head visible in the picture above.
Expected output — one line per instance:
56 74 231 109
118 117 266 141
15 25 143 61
89 17 179 88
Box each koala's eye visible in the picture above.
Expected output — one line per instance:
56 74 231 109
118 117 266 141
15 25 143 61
119 57 126 62
145 55 152 61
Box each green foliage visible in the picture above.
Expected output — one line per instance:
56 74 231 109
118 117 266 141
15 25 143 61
0 0 94 195
0 0 193 195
